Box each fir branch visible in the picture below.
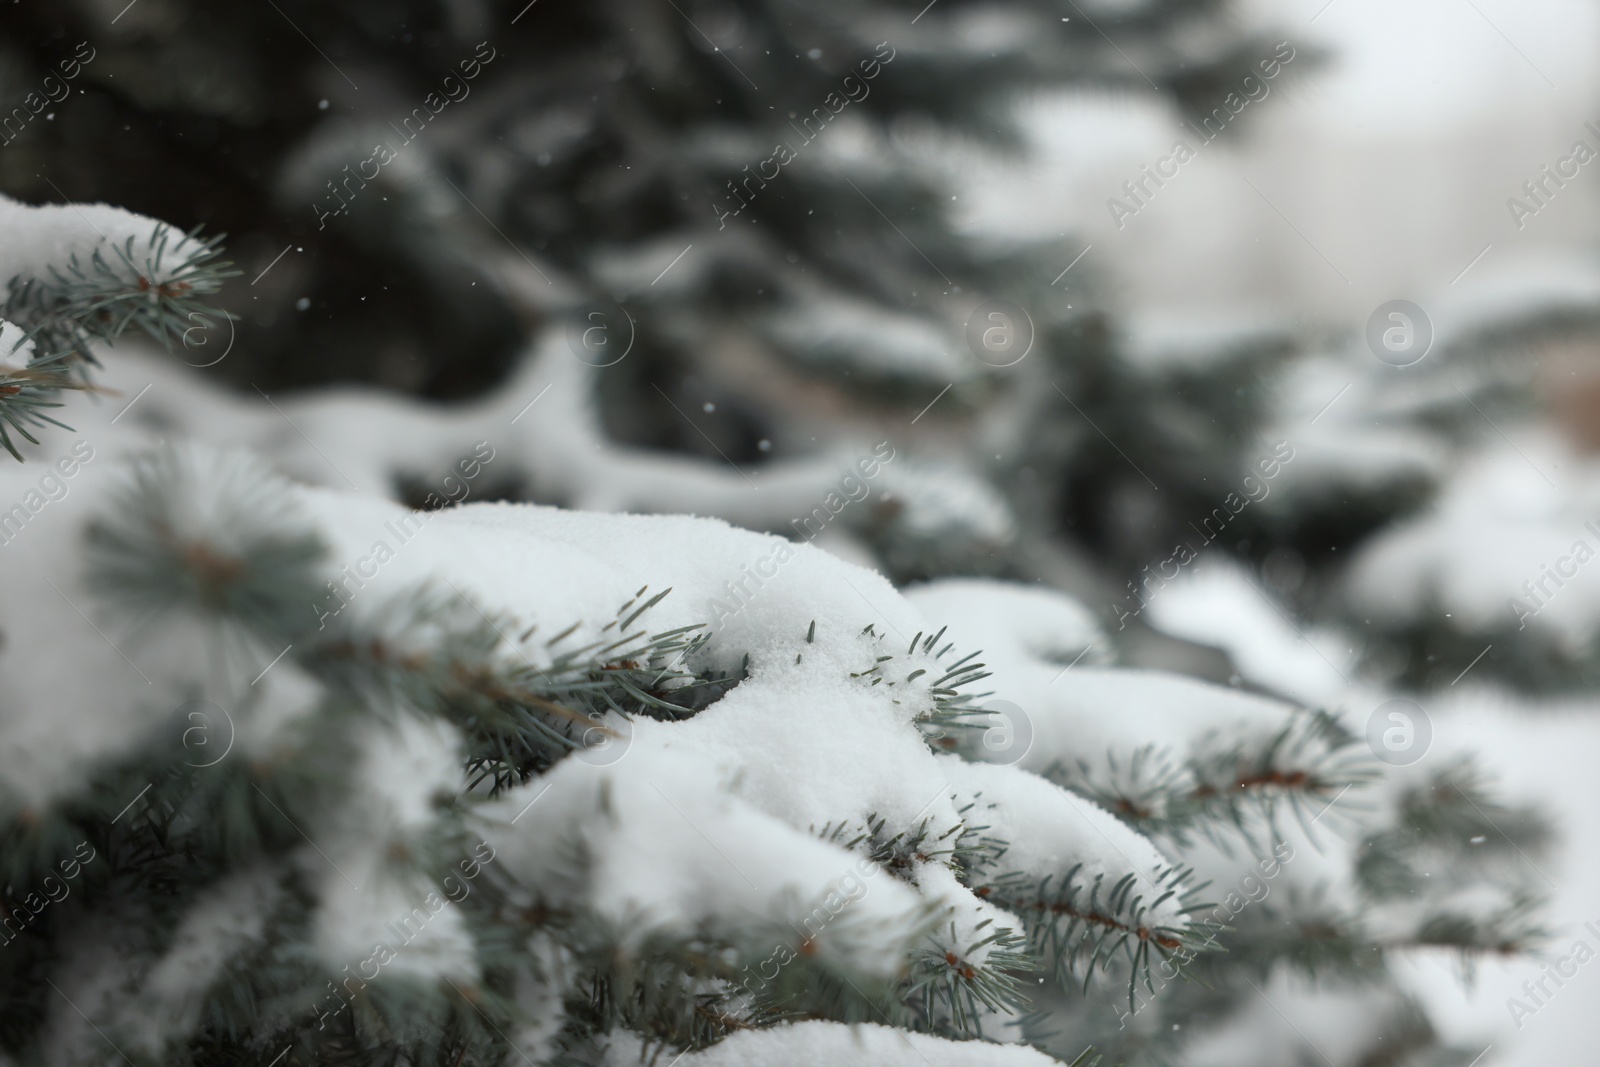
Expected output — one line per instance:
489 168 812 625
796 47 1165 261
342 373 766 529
306 585 717 792
0 348 85 461
0 222 235 462
904 920 1036 1039
82 445 329 638
1200 897 1539 982
979 862 1207 1008
5 223 238 363
1356 759 1551 901
1047 710 1378 849
817 811 992 883
826 624 994 743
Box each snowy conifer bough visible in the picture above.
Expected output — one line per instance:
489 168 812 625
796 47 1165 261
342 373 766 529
0 200 1549 1067
0 194 234 461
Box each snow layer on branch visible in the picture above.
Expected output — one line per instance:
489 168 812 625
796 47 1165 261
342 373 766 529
504 935 570 1065
1117 306 1288 373
406 506 1027 957
481 743 929 972
1258 351 1447 508
299 490 923 677
296 477 1188 971
0 456 227 808
0 193 204 292
903 579 1103 670
376 503 1183 911
0 441 1190 1025
1142 559 1352 707
40 870 280 1064
310 715 479 981
602 1021 1069 1066
903 577 1304 777
765 292 968 381
64 334 1014 558
1425 252 1600 350
943 756 1177 905
1346 429 1600 646
1027 668 1310 781
0 319 32 370
116 869 282 1056
900 576 1361 867
361 511 1189 947
875 459 1016 545
0 442 339 808
1181 968 1401 1067
591 232 711 296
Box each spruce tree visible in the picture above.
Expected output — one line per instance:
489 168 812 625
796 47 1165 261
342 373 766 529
0 191 1549 1066
0 0 1558 1065
0 0 1306 581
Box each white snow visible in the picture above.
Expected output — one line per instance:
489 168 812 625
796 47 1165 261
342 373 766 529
601 1021 1070 1066
0 440 1202 1029
1142 559 1353 707
310 714 479 982
765 292 968 381
1347 428 1600 648
482 741 930 973
0 193 209 298
0 319 32 370
118 869 282 1056
1116 307 1288 373
904 578 1104 671
36 329 1010 562
1258 349 1449 509
1180 968 1396 1067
